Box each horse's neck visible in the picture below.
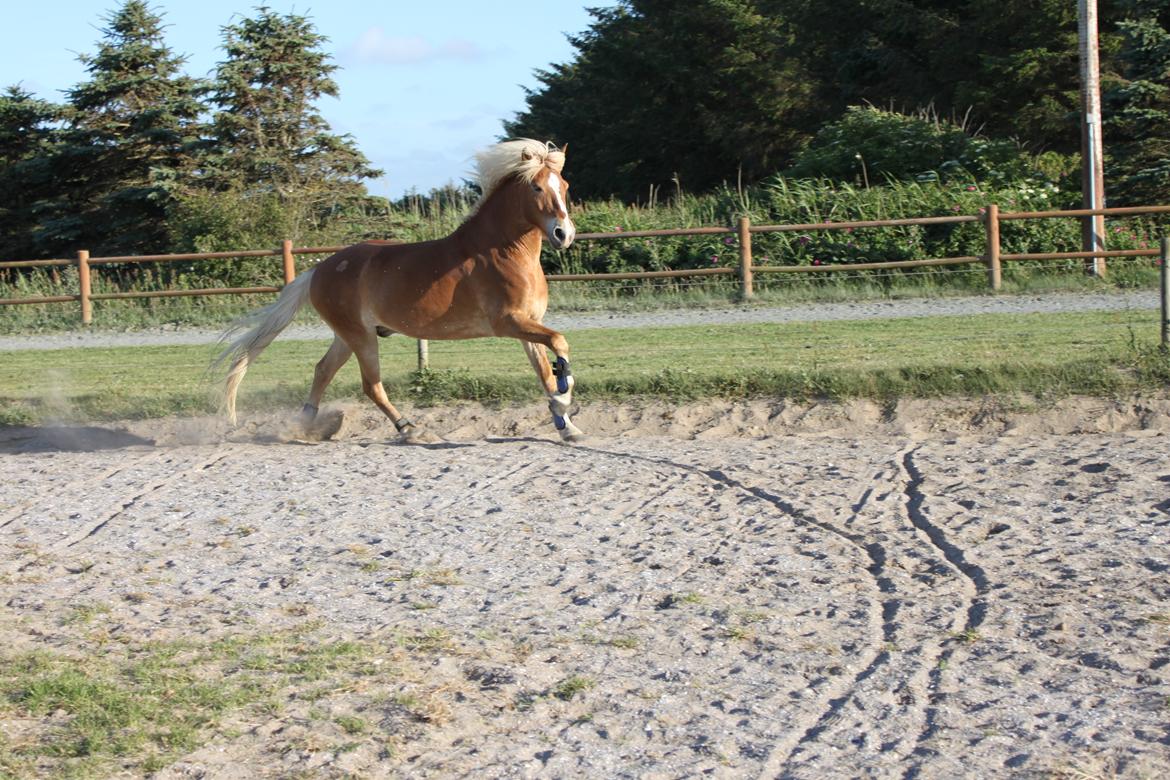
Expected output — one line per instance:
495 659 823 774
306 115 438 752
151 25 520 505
453 187 542 260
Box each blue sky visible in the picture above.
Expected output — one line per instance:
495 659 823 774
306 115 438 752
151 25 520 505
3 1 608 198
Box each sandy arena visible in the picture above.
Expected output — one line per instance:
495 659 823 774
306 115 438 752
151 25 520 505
2 396 1170 778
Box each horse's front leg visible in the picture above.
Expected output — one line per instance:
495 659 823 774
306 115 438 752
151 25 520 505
521 341 584 442
496 313 584 441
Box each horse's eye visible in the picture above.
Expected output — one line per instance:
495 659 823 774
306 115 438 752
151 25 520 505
531 183 543 193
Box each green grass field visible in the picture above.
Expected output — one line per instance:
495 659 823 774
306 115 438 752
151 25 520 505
1 308 1167 425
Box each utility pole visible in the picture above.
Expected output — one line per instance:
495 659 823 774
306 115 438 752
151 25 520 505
1078 0 1107 277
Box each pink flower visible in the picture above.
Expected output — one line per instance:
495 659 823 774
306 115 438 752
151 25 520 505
952 205 962 212
723 236 736 245
812 258 822 266
710 255 719 264
798 235 811 245
614 226 623 232
965 185 977 191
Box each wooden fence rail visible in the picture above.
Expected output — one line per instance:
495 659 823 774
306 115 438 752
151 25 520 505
1 204 1167 325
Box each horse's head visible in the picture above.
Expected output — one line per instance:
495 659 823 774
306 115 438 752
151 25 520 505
472 139 576 250
521 152 575 250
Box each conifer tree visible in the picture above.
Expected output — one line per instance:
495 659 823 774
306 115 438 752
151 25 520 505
508 0 1150 200
202 7 380 226
507 0 813 200
1105 1 1170 204
0 86 64 259
39 0 203 255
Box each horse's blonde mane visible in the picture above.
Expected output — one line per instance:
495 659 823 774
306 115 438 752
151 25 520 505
473 139 565 200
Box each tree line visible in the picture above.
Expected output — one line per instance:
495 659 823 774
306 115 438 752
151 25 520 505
2 0 1167 262
0 1 377 260
506 0 1170 203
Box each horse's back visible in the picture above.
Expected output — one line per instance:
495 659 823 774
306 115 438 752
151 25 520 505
310 239 487 339
311 240 437 293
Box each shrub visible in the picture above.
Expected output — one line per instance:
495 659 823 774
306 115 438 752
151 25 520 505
545 174 1086 276
786 106 1070 188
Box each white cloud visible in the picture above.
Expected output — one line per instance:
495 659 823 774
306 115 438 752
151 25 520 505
347 27 488 65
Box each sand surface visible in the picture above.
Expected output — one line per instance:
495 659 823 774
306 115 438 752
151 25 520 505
2 397 1170 778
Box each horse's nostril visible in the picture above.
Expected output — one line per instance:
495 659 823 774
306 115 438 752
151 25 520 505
553 227 566 242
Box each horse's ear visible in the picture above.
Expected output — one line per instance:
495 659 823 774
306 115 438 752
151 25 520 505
560 143 568 157
520 149 534 161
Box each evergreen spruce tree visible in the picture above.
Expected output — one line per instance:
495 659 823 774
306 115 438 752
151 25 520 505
38 0 203 255
1105 1 1170 204
507 0 812 200
0 86 64 259
202 6 380 235
509 0 1151 200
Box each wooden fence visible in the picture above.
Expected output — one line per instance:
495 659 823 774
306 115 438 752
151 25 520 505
1 204 1168 325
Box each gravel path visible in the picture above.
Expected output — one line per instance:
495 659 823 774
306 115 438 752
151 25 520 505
0 290 1159 351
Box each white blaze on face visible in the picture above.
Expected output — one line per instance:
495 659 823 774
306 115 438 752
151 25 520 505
547 172 568 217
544 171 575 248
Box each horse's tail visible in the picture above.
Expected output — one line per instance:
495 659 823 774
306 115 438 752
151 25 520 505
215 269 316 425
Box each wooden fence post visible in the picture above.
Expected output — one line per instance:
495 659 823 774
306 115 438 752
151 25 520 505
417 339 429 371
281 239 296 284
738 216 753 299
984 204 1001 291
1160 236 1168 349
77 249 92 325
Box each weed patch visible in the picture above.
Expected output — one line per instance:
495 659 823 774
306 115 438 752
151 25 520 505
0 627 469 778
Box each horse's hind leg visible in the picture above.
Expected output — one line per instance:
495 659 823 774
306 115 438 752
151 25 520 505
349 333 433 442
522 341 585 442
300 335 353 430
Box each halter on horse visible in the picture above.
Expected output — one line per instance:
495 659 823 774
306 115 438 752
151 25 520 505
216 139 584 442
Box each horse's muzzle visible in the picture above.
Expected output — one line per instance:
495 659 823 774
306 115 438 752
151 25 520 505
547 219 575 250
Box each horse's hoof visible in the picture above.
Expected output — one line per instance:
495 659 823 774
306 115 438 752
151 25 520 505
557 420 587 443
400 426 444 445
300 409 344 441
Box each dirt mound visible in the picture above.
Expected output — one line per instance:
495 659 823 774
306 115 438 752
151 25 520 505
6 395 1169 455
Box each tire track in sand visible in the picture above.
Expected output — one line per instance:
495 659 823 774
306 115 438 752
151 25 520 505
745 444 990 777
586 440 986 776
534 440 894 778
898 446 989 779
603 447 945 776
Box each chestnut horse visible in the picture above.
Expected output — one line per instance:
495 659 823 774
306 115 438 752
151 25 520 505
217 139 583 442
